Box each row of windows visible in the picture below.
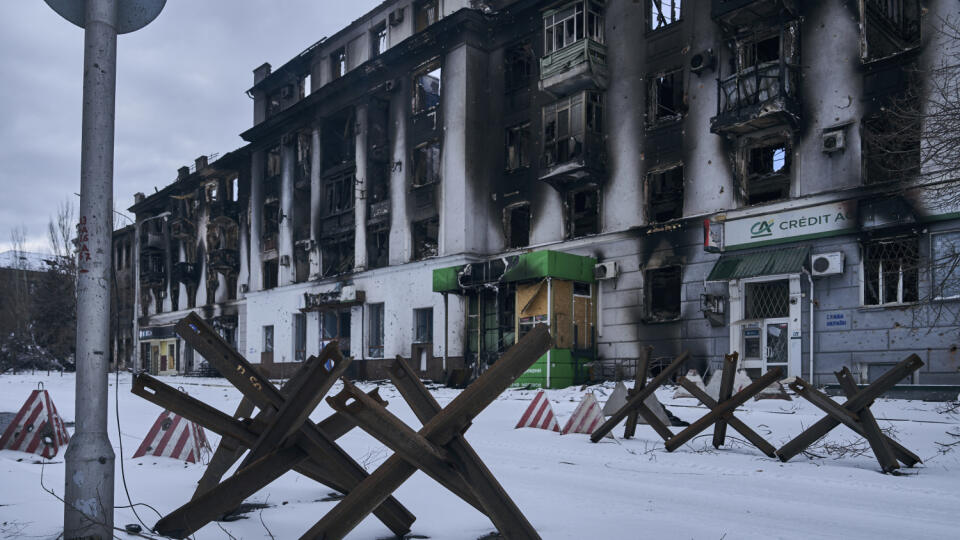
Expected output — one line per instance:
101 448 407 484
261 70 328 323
268 306 434 361
643 232 960 325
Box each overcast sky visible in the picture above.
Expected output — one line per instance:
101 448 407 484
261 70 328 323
0 0 382 253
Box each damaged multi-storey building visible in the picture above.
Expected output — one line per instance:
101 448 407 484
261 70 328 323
129 0 960 389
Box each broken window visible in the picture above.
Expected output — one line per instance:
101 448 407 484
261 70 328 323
863 236 919 305
262 200 280 250
266 145 282 181
368 303 384 358
302 74 311 97
412 217 439 260
412 140 441 187
720 25 800 115
648 69 685 124
647 164 684 222
371 23 388 57
648 0 681 31
412 60 441 114
294 313 306 362
331 47 347 80
321 108 356 170
366 226 389 269
505 123 531 171
263 325 274 353
566 187 600 238
543 1 604 55
230 177 239 202
321 234 354 276
862 111 921 185
504 203 531 249
861 0 921 61
205 182 219 203
320 309 351 357
263 259 278 290
645 265 681 321
323 169 355 216
932 231 960 300
415 0 439 32
414 307 433 343
743 139 791 205
504 42 533 92
543 91 603 168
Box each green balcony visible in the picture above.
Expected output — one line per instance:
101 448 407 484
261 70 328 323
539 39 608 96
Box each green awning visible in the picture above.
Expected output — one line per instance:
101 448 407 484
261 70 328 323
501 250 596 284
706 246 809 281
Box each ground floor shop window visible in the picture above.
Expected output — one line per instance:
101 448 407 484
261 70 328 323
932 231 960 300
862 236 919 305
368 303 384 358
320 310 351 357
294 313 306 362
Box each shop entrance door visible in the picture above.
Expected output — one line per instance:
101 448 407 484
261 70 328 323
741 279 792 377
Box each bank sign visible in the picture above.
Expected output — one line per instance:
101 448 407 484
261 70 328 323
724 200 857 250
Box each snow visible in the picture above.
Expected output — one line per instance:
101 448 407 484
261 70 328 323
0 250 53 272
2 372 959 539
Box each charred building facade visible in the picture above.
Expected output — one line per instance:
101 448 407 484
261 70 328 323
130 0 960 387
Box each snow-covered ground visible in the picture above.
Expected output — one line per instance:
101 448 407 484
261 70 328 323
2 372 959 539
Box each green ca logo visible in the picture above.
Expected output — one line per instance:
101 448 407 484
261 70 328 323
750 220 774 238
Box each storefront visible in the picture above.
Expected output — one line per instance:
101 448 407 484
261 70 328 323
706 200 858 379
139 325 179 375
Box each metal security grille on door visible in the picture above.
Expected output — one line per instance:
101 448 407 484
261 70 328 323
744 280 789 319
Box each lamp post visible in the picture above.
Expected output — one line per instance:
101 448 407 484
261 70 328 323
43 1 165 538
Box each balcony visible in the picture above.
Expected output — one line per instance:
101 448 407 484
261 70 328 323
169 217 194 241
711 0 798 31
539 39 608 96
368 199 391 225
261 233 278 252
139 250 165 288
208 248 239 274
172 261 198 284
539 133 606 191
711 62 800 135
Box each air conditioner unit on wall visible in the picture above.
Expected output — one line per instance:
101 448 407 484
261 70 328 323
389 8 404 26
280 255 291 267
822 130 845 153
689 49 716 75
594 261 619 280
811 252 844 276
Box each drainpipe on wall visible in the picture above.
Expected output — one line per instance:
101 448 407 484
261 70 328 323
443 292 448 371
802 268 815 384
546 277 553 388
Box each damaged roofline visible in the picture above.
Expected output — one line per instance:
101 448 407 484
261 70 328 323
128 145 250 214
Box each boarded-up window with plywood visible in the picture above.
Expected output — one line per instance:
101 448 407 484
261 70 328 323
516 280 549 341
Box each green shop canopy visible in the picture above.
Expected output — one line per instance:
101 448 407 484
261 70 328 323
706 246 809 281
432 250 597 293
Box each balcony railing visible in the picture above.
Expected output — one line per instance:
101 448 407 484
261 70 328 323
368 199 391 224
261 234 277 252
711 0 796 28
208 248 239 273
539 39 607 95
711 62 800 135
172 261 198 284
169 217 194 240
539 133 606 190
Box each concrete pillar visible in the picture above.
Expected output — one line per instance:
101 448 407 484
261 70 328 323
309 125 322 279
354 103 369 271
238 209 249 297
389 80 410 265
249 149 264 291
280 135 296 286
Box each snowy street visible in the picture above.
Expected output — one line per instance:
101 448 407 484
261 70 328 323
2 372 959 539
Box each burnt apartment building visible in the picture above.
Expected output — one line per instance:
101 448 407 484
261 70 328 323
131 0 960 388
110 225 135 370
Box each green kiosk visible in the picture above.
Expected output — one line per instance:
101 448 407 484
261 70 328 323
433 250 597 388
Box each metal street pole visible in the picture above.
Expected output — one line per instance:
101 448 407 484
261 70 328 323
42 1 165 538
63 1 118 536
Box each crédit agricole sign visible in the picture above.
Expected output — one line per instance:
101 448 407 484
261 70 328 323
723 200 857 250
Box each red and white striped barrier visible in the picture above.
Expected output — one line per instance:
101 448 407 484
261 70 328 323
133 411 211 463
0 389 70 459
515 390 560 432
561 392 608 437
